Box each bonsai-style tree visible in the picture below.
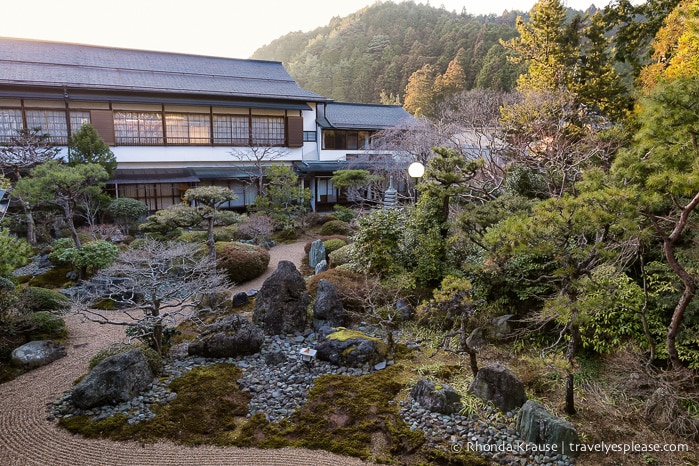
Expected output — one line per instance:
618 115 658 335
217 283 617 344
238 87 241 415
74 238 229 355
14 161 109 249
108 197 149 235
183 186 237 261
0 127 60 244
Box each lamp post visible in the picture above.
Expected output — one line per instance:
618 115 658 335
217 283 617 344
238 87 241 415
408 161 425 204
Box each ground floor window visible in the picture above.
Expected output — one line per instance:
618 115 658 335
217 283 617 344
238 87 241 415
115 183 192 211
316 177 337 203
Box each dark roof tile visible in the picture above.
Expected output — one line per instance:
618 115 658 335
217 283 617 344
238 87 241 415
0 37 328 102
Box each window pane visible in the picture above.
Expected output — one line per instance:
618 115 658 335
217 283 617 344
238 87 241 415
0 109 22 143
70 111 91 134
26 110 68 144
347 131 359 150
166 113 210 144
252 116 284 146
213 115 249 145
114 112 163 145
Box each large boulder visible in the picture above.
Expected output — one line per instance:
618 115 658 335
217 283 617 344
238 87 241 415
312 279 347 332
188 314 264 358
315 328 387 368
516 400 580 456
253 260 310 335
11 340 66 369
71 350 154 409
308 239 326 269
411 378 462 414
468 363 527 413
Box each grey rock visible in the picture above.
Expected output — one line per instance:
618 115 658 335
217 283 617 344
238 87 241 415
253 261 310 335
312 279 346 332
188 314 264 358
315 329 387 368
71 350 154 409
308 239 326 268
314 259 328 275
11 340 66 369
465 327 487 350
489 314 515 341
411 379 462 414
396 299 413 321
469 363 527 413
516 400 580 457
265 350 287 365
232 291 249 307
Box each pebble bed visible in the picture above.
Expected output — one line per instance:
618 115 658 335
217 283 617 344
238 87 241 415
50 332 574 466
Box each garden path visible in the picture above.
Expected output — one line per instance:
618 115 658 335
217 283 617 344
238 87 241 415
0 239 371 466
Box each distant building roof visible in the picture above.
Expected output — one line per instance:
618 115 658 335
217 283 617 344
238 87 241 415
0 37 329 104
317 102 413 130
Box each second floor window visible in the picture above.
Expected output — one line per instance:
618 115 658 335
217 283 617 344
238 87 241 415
26 110 68 144
213 115 249 145
0 109 23 143
114 112 163 145
322 130 372 150
166 113 210 144
252 116 284 146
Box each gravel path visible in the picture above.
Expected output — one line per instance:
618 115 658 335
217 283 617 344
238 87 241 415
0 239 371 466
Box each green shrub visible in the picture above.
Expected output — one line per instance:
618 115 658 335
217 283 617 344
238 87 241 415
215 242 270 283
108 198 149 234
332 205 356 223
48 238 77 263
51 240 120 275
27 311 67 340
319 219 355 236
323 238 347 255
19 286 71 313
0 228 31 278
88 343 163 375
178 228 237 244
329 244 354 267
214 210 244 226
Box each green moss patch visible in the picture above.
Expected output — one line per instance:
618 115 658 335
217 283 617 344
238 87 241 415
234 365 424 461
60 363 249 446
326 327 382 343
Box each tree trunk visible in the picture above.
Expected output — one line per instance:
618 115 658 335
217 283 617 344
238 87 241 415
24 206 36 245
459 310 479 377
62 203 82 249
207 215 216 262
663 234 696 370
656 191 699 370
564 321 580 415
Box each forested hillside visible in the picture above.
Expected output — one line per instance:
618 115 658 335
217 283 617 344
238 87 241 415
251 2 530 103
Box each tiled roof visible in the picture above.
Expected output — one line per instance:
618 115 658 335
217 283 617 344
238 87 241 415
317 102 413 130
0 37 328 102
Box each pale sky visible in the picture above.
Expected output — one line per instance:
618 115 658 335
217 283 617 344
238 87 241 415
3 0 610 60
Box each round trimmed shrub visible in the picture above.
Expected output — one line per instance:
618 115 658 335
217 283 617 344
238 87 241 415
27 311 67 340
19 287 71 313
178 228 238 244
329 243 354 267
319 219 355 236
323 238 347 255
215 241 270 283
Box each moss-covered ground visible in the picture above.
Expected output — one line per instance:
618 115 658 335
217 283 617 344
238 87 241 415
58 344 488 465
